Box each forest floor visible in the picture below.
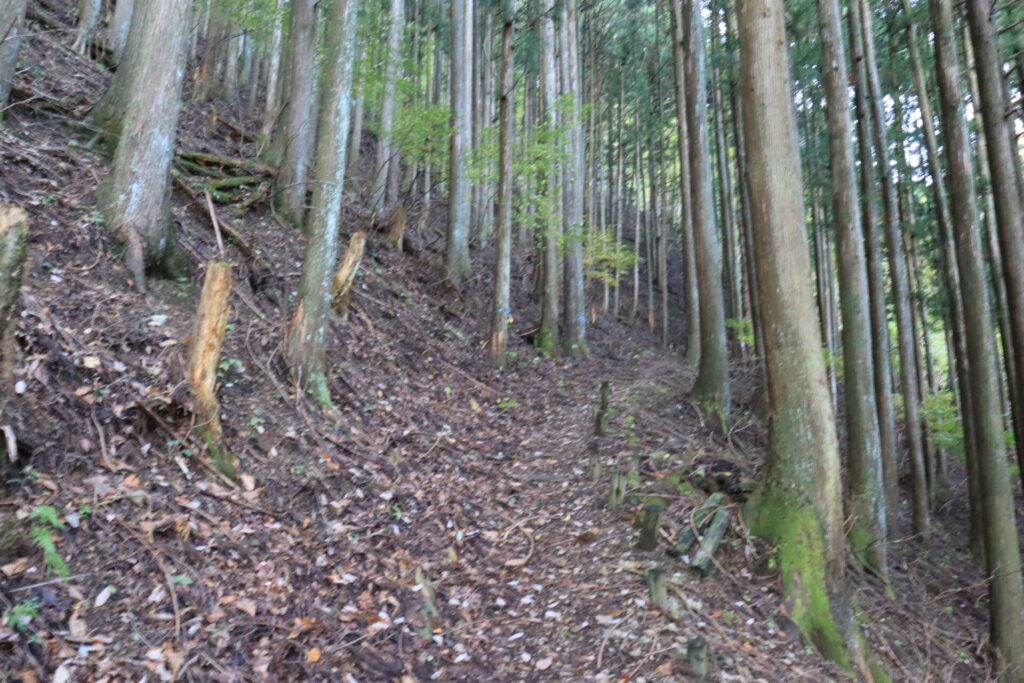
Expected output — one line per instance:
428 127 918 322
0 2 1009 681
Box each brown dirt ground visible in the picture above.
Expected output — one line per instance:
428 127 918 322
0 2 1006 681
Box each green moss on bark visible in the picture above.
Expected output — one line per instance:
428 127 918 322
746 491 849 669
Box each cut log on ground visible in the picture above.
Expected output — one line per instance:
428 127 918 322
689 507 731 576
668 491 726 558
0 206 27 469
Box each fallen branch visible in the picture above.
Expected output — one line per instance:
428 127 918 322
172 171 268 268
177 149 276 177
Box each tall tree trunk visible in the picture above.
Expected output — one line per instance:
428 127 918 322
965 0 1024 494
684 0 730 423
669 0 700 369
849 4 899 531
560 0 586 353
929 0 1024 674
856 0 929 540
898 0 984 547
108 0 135 64
373 0 404 210
284 0 360 396
260 0 285 141
489 3 514 366
0 0 27 112
738 0 852 665
274 0 318 225
445 0 473 287
536 0 560 353
815 0 886 577
73 0 102 55
97 0 192 290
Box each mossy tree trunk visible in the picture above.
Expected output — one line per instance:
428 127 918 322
0 0 28 113
737 0 852 665
284 0 359 397
928 0 1024 674
97 0 192 290
88 0 147 148
683 0 729 423
815 0 887 577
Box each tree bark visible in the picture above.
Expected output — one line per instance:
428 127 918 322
97 0 192 289
683 0 730 423
445 0 473 288
856 0 929 540
737 0 850 664
274 0 318 225
668 0 700 367
536 0 560 353
0 0 27 112
73 0 102 55
373 0 405 210
929 0 1024 673
284 0 360 397
560 0 587 353
108 0 135 64
817 0 887 577
490 4 514 366
965 0 1024 495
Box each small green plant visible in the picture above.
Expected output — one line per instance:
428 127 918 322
921 390 964 456
88 210 105 225
217 357 245 378
725 318 756 348
28 506 69 578
496 397 518 411
391 504 404 521
625 414 639 447
5 598 40 633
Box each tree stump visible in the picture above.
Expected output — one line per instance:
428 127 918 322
386 206 407 251
188 261 235 478
594 380 610 436
331 231 367 318
647 566 668 611
637 497 666 550
587 440 602 481
608 471 628 510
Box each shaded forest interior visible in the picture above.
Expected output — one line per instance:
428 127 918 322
1 0 1024 680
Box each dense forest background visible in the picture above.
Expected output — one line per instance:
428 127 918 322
0 0 1023 680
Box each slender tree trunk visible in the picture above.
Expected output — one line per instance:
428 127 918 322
446 0 473 287
738 0 852 665
373 0 404 210
97 0 192 290
0 0 27 112
669 0 700 368
260 0 285 141
284 0 360 396
489 4 514 366
930 0 1024 674
109 0 135 64
274 0 318 225
684 0 730 422
816 0 887 576
848 5 900 530
536 0 560 352
965 0 1024 494
560 0 586 353
856 0 929 540
73 0 102 55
